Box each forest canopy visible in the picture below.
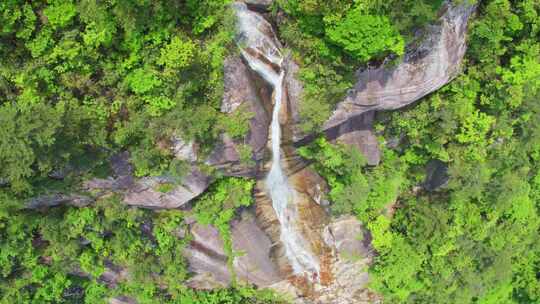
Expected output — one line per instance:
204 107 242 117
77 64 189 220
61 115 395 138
1 0 540 303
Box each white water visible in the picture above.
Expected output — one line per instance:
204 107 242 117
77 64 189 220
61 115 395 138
234 2 320 280
265 71 321 278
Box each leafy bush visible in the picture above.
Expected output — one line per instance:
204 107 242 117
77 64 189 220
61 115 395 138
326 10 404 62
299 138 405 219
192 177 255 276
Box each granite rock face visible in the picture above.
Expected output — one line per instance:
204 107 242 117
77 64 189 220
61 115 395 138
324 3 476 132
83 151 210 210
122 170 210 209
325 112 381 166
184 212 282 288
109 297 137 304
171 137 198 163
26 194 94 209
206 55 271 177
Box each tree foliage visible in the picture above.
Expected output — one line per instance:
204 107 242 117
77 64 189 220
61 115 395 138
0 0 236 192
365 1 540 302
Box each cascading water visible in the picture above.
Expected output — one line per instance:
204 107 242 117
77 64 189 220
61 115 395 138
265 72 321 278
233 2 320 280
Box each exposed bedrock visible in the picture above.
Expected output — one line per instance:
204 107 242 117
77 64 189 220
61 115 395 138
82 150 210 210
232 0 330 283
323 2 476 133
269 216 378 304
206 55 271 177
184 211 282 288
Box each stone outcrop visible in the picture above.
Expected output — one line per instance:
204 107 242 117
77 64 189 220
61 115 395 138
283 58 307 143
122 171 210 209
184 211 282 288
82 150 210 210
266 216 378 304
324 3 476 132
171 137 198 163
109 297 137 304
325 111 381 166
206 56 271 177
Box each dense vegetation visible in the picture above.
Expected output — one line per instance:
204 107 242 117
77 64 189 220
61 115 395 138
301 0 540 303
1 0 539 303
274 0 442 133
0 178 284 303
0 1 281 303
0 0 242 194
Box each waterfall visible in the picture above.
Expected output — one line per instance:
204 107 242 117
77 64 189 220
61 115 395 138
233 2 320 280
265 72 321 278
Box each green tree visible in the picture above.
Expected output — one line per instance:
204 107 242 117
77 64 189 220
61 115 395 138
326 9 404 62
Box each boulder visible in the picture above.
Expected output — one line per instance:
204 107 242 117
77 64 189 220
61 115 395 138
323 216 373 259
323 2 476 132
423 159 449 191
109 296 137 304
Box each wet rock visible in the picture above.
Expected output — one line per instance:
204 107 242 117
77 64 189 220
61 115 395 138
123 169 210 209
283 58 306 142
423 159 449 191
324 3 476 132
184 211 282 288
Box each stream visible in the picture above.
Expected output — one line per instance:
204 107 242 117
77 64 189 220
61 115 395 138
234 2 321 280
